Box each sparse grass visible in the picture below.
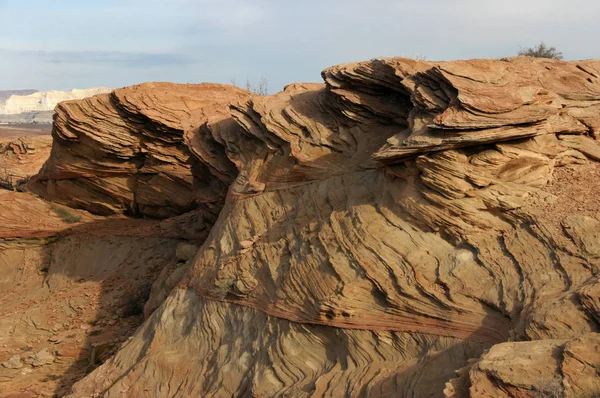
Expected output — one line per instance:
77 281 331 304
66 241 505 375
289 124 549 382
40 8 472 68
50 204 82 223
533 378 563 398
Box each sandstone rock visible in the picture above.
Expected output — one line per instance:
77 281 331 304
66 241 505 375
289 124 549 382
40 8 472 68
447 333 600 398
1 355 23 369
29 83 250 218
0 134 52 185
175 242 198 262
27 348 54 367
8 57 600 396
144 262 189 317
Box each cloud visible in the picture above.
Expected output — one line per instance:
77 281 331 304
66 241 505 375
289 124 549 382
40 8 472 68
0 0 598 91
108 0 266 31
172 0 266 29
0 49 200 68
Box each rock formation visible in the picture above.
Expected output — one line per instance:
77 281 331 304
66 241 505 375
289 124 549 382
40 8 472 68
28 83 250 218
2 57 600 397
0 135 52 182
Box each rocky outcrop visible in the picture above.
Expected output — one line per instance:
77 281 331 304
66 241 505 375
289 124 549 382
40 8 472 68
0 135 52 184
16 57 600 396
445 333 600 397
29 83 250 218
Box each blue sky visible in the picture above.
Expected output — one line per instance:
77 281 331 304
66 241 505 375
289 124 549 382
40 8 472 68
1 0 599 92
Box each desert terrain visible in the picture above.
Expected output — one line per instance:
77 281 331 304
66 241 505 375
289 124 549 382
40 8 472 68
1 57 599 397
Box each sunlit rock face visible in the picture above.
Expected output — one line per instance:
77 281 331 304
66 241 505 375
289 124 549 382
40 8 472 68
29 57 600 397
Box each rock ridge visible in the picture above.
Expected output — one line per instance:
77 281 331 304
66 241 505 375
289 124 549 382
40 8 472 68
22 57 600 397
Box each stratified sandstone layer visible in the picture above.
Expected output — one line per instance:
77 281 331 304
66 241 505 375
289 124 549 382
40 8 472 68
21 58 600 397
0 135 52 182
29 83 250 218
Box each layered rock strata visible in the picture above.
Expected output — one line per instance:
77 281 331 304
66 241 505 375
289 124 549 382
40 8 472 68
24 57 600 397
29 83 250 218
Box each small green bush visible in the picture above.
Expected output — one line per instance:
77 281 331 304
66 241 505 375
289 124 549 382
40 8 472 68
50 204 82 223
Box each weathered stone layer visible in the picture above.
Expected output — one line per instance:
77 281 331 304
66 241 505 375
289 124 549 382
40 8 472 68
26 57 600 397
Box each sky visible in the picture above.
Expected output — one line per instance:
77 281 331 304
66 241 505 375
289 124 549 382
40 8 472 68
1 0 599 92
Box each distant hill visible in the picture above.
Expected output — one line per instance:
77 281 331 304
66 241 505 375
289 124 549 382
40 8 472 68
0 87 111 124
0 90 38 103
0 87 111 115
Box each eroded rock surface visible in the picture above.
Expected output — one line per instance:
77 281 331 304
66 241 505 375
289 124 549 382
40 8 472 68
0 125 52 190
29 83 250 218
4 57 600 397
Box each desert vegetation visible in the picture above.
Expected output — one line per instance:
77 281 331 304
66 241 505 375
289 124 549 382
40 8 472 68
518 42 564 59
49 203 82 223
230 76 270 95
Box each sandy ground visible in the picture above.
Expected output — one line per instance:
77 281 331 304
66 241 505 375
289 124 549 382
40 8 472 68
0 124 52 139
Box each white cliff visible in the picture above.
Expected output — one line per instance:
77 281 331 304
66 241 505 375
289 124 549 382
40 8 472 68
0 87 111 115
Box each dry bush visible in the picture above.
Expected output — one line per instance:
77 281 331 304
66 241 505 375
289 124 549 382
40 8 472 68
230 76 270 95
518 42 563 60
533 378 563 398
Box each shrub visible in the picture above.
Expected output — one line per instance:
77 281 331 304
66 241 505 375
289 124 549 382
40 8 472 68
50 204 82 223
532 378 563 398
246 77 269 95
518 42 563 60
230 77 270 95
